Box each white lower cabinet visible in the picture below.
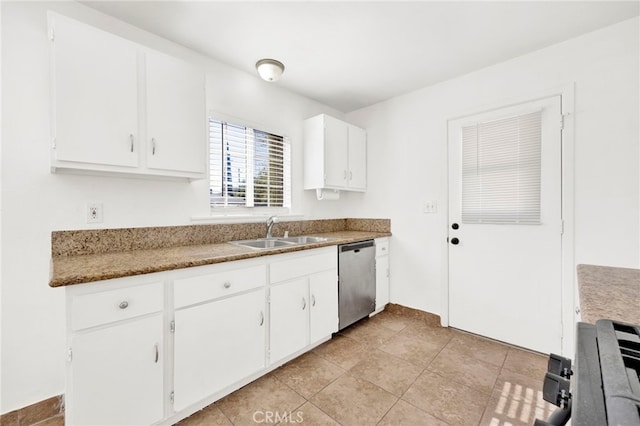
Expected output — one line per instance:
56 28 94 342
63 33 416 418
269 248 338 365
65 246 344 425
270 278 310 363
173 288 266 411
66 281 164 426
375 238 390 311
310 269 340 343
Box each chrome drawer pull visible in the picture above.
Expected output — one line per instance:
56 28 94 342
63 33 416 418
154 344 159 363
311 294 316 307
223 281 231 289
302 297 307 310
119 301 129 310
259 311 264 326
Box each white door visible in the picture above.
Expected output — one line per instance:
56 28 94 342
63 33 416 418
173 289 266 411
448 96 562 354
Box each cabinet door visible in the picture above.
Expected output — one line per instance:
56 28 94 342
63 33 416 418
174 289 266 411
375 255 390 310
323 115 349 188
309 269 339 344
269 279 309 364
347 125 367 190
146 51 206 175
69 314 163 425
52 14 139 168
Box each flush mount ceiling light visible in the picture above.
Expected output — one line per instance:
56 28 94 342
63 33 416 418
256 58 285 82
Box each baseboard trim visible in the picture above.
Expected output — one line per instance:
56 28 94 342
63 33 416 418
0 395 64 426
384 303 442 326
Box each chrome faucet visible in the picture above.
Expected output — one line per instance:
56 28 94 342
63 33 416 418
266 215 279 239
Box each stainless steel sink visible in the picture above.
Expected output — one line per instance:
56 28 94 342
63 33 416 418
276 236 331 244
229 239 296 250
229 235 333 250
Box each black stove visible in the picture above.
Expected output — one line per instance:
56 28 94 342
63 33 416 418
536 319 640 425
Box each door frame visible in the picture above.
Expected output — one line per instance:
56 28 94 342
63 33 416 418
441 84 576 356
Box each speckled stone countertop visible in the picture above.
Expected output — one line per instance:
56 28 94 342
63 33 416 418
50 219 391 287
577 264 640 324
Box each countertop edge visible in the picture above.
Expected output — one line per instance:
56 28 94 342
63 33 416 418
50 232 392 287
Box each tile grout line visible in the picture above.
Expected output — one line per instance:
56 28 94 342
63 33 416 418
270 357 346 424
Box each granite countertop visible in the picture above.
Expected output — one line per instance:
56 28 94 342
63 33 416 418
50 230 391 287
577 264 640 324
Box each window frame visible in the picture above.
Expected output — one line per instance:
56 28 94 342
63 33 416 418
207 112 291 215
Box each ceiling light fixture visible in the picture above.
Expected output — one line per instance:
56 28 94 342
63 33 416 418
256 58 285 82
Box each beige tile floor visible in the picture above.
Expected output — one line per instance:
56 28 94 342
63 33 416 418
178 309 557 426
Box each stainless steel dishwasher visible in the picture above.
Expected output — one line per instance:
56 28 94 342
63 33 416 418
338 240 376 330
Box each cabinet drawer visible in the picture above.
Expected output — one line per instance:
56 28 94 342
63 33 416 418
270 248 337 284
71 282 163 331
375 238 389 257
174 264 266 309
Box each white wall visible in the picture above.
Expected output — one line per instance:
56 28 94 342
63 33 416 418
0 1 344 413
345 17 640 315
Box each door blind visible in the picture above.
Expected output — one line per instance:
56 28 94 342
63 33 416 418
209 119 290 208
461 110 542 224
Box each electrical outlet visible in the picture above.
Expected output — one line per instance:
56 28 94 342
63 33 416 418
87 203 103 223
423 200 438 214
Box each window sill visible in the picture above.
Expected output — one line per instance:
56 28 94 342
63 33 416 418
191 211 304 224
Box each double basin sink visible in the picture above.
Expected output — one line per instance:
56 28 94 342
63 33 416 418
230 236 332 250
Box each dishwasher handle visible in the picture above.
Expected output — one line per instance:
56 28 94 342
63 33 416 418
339 240 374 253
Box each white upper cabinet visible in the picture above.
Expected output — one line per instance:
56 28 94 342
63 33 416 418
48 13 206 180
146 51 206 175
347 124 367 190
323 115 349 188
51 14 139 169
303 114 367 192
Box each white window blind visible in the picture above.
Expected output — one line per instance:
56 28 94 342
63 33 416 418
209 119 291 208
461 110 542 224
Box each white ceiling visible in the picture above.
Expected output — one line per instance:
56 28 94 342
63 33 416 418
83 1 639 112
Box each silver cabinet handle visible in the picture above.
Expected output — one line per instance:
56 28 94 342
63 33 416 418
119 301 129 309
151 137 156 155
154 344 159 363
129 134 134 152
575 307 581 314
259 311 264 326
223 281 231 289
311 294 316 307
349 171 353 180
302 297 307 310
